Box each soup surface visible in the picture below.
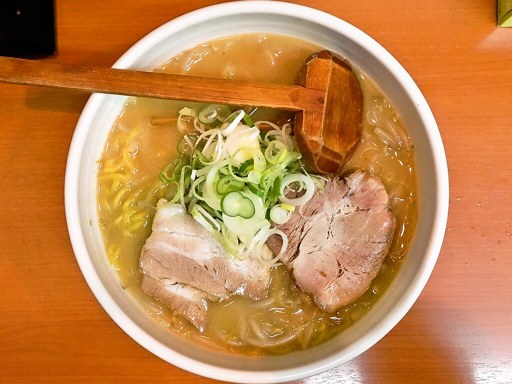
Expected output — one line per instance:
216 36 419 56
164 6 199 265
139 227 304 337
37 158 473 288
97 34 417 355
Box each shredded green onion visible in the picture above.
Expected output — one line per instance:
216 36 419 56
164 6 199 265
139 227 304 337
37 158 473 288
242 113 255 127
159 104 323 263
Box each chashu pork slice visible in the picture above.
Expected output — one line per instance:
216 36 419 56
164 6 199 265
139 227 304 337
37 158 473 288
140 202 271 329
268 171 396 312
141 275 209 331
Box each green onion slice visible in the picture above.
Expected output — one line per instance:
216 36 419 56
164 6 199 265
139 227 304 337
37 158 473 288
198 104 231 124
216 176 245 195
221 191 256 219
270 204 293 224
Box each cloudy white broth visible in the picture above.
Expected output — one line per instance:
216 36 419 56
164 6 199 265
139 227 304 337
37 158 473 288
96 34 418 355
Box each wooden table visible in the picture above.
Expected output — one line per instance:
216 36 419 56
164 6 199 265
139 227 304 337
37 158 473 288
1 1 511 383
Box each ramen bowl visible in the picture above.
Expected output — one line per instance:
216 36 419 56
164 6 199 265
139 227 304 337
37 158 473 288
65 1 449 382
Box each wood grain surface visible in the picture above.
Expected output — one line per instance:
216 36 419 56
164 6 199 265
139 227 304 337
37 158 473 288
1 1 511 383
0 56 325 111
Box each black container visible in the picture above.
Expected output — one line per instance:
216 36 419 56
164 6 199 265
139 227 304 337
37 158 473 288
0 0 56 57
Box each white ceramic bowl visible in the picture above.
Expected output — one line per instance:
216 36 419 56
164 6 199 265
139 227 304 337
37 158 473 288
65 2 449 382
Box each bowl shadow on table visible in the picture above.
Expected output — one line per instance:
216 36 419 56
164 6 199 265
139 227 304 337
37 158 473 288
287 305 472 384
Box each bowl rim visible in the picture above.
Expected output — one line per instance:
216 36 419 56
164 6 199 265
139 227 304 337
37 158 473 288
65 1 449 382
